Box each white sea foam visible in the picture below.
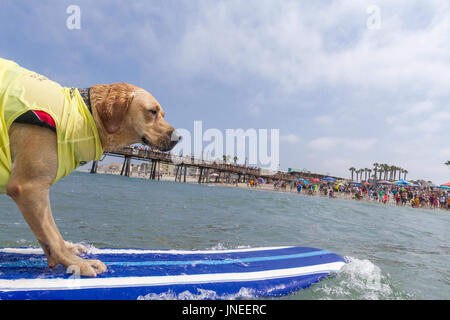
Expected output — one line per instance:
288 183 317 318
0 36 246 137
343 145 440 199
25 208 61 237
137 287 257 300
310 256 412 300
207 243 251 251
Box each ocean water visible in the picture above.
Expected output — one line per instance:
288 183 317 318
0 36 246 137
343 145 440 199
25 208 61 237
0 171 449 300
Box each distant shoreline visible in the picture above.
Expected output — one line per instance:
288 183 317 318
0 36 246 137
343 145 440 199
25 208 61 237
77 169 448 213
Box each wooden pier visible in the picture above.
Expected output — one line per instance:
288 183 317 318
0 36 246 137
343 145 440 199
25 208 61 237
90 147 342 184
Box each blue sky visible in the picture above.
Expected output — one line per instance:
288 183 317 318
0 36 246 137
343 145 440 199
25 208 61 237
1 1 449 183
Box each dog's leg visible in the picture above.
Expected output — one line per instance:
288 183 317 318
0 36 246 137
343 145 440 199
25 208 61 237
7 123 106 276
64 241 89 256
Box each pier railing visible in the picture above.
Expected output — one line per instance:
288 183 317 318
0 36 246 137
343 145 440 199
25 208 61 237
94 146 341 183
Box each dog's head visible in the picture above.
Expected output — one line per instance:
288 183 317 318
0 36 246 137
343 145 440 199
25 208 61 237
91 83 181 151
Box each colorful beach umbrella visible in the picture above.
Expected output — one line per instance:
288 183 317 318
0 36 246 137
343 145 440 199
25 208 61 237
441 182 450 187
296 178 308 185
322 177 336 182
394 179 412 186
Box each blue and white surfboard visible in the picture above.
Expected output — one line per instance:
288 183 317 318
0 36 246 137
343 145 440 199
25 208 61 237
0 246 346 300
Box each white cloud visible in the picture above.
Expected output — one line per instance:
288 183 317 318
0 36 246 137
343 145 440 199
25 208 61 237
308 137 377 152
386 101 435 125
386 101 450 134
171 0 450 96
314 115 334 126
280 134 301 144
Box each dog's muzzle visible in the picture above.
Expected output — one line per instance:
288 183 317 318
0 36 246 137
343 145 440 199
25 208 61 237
141 130 181 152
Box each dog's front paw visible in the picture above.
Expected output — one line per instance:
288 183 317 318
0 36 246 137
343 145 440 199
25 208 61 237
67 259 108 277
64 241 89 256
79 259 108 277
43 242 107 277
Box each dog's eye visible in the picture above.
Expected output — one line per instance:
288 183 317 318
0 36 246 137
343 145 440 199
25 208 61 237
149 110 157 115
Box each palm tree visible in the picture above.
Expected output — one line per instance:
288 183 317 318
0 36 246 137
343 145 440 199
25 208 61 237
373 163 379 182
367 168 372 182
363 168 369 181
446 161 450 180
392 166 398 181
379 164 385 180
349 167 356 181
223 155 231 163
398 169 403 180
383 164 389 180
403 169 408 180
389 165 396 181
394 166 399 180
233 156 238 165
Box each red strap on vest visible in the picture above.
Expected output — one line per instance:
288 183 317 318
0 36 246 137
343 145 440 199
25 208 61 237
33 110 56 128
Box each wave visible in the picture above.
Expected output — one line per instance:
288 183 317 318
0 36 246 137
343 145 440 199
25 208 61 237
305 256 414 300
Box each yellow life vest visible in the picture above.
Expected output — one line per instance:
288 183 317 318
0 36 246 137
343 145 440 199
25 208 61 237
0 58 103 193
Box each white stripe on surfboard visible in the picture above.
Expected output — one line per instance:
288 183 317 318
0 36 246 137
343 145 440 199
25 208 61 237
0 246 293 255
0 262 345 292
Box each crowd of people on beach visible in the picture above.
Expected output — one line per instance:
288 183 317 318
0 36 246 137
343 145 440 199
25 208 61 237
245 177 450 211
293 181 450 210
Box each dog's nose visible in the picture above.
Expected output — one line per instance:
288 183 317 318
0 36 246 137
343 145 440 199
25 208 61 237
171 130 182 143
167 130 181 151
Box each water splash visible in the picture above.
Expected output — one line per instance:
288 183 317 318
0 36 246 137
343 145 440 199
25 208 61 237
137 287 257 300
207 243 251 251
306 256 414 300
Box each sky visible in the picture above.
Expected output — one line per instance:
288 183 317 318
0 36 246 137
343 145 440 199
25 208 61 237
1 0 449 183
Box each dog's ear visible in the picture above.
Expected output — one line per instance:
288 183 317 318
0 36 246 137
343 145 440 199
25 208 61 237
94 83 135 134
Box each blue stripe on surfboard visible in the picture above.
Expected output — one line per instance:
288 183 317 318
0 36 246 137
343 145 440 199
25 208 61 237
0 246 318 261
0 250 329 268
94 246 320 261
106 250 329 266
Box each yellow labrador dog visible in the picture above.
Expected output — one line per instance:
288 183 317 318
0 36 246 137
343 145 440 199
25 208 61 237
0 58 180 276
